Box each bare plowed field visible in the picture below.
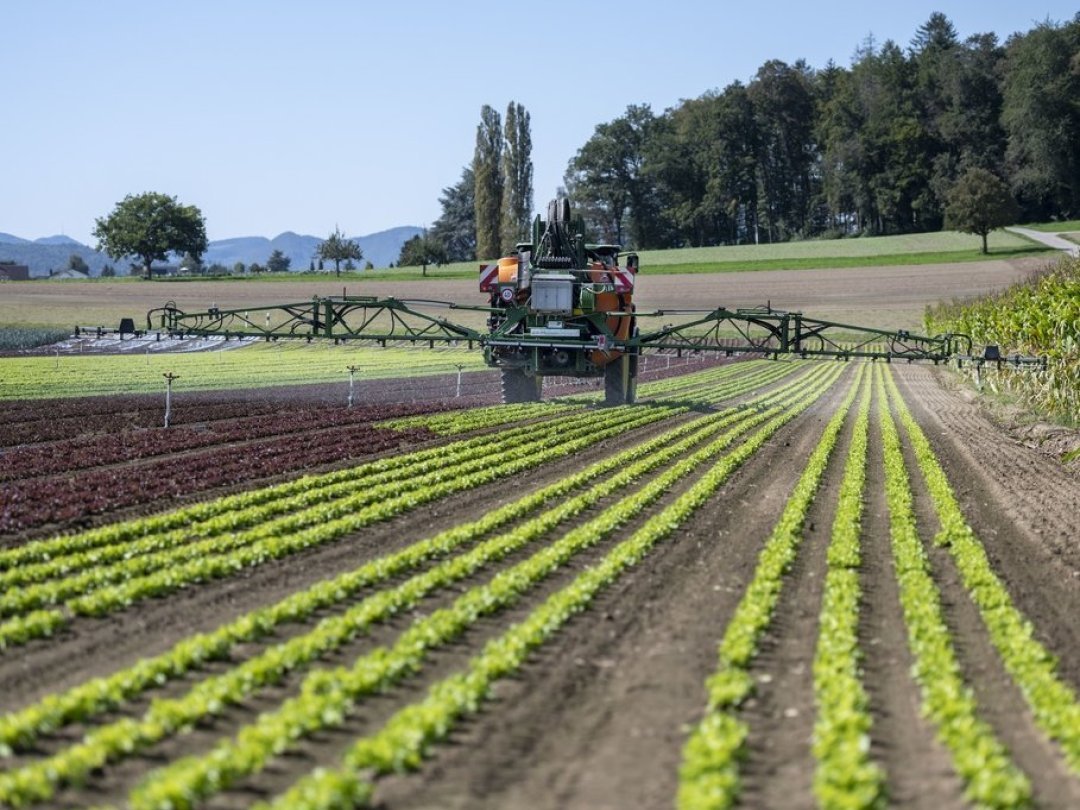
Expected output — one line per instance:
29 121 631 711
1 256 1044 332
1 354 1078 810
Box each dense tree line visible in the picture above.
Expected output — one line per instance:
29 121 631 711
564 13 1080 249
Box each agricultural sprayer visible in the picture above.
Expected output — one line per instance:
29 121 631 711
149 198 1041 404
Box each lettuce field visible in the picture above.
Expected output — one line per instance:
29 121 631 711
1 352 1079 810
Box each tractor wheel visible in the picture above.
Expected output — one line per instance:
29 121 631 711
628 319 640 404
501 368 543 403
604 354 636 406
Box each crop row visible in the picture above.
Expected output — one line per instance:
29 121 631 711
0 419 436 534
884 370 1080 775
877 364 1030 808
0 401 456 482
677 363 1052 808
555 359 768 405
127 368 840 810
0 342 488 400
378 401 582 435
240 362 845 810
0 365 828 765
638 359 775 400
924 254 1079 420
810 367 883 808
0 366 840 807
677 363 865 808
0 396 287 444
12 409 651 606
2 357 796 581
0 366 828 759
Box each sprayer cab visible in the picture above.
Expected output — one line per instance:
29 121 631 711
478 198 640 404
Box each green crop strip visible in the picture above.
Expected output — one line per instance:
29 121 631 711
378 401 583 434
553 358 791 405
810 367 885 809
0 365 824 764
643 362 798 404
0 343 488 400
232 369 845 810
884 368 1080 775
678 364 864 809
877 364 1031 808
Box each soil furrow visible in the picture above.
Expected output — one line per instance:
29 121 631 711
858 387 967 808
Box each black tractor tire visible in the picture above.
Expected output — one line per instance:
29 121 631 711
604 353 637 406
501 368 543 403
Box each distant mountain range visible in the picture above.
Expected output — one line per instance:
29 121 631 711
0 227 423 277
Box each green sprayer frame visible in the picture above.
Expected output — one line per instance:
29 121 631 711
145 296 1019 365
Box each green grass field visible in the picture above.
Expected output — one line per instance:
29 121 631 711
0 342 486 400
1018 220 1080 233
412 228 1050 276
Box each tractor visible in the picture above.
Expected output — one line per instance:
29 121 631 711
481 198 640 404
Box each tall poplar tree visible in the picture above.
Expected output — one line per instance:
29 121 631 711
501 101 534 250
473 105 504 261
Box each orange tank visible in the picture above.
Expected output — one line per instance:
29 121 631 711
497 256 519 283
587 262 633 366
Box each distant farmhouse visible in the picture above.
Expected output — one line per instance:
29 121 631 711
0 263 30 281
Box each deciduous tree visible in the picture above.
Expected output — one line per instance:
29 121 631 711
398 232 449 276
1001 17 1080 218
93 192 207 280
316 227 363 276
944 167 1020 253
565 104 661 248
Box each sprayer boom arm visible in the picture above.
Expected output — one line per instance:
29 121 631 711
149 296 999 363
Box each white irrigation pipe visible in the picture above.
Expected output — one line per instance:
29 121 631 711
346 364 360 408
163 372 180 428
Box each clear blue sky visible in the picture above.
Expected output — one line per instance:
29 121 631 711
2 0 1076 246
